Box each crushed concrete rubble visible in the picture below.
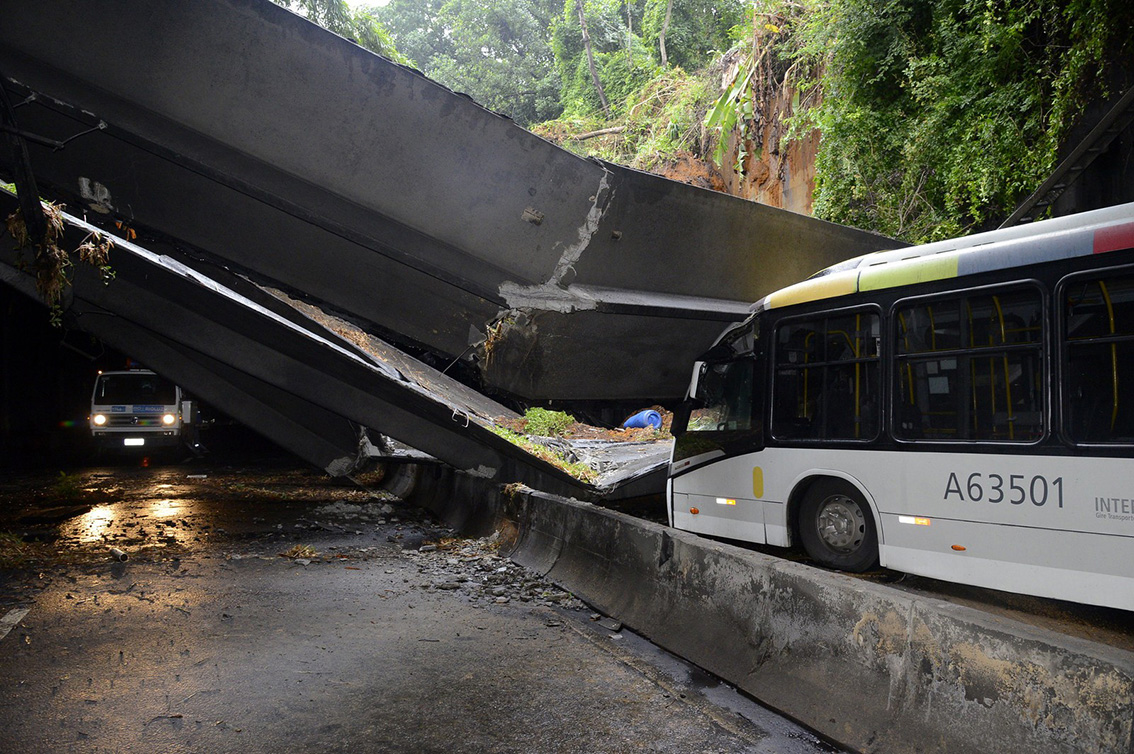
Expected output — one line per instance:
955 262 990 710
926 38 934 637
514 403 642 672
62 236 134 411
406 533 588 611
304 497 590 611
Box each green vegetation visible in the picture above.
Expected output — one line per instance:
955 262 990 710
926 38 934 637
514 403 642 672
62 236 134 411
50 471 85 502
372 0 563 125
761 0 1134 241
0 532 32 568
533 66 718 172
5 202 114 326
288 0 1134 241
522 407 576 436
271 0 407 62
487 423 598 482
368 0 740 128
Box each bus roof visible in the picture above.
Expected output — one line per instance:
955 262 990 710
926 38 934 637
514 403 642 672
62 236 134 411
753 202 1134 313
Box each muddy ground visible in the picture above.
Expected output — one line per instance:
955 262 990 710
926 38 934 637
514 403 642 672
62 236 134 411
0 457 842 753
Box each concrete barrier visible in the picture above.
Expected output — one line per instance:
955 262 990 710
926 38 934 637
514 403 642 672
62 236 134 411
411 472 1134 752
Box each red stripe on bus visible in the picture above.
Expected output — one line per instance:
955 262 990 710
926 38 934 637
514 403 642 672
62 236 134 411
1093 223 1134 253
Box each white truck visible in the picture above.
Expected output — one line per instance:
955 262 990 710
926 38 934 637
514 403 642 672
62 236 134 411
89 369 195 451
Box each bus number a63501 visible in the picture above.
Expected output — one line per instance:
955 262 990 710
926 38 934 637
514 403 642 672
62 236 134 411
944 472 1064 508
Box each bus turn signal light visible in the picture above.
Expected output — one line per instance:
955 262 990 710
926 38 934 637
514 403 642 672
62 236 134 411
689 507 699 515
951 545 967 552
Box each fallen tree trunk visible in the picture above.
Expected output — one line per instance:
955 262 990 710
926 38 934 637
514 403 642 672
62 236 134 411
569 126 626 141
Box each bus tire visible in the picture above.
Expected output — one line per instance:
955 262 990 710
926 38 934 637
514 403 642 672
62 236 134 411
798 478 879 572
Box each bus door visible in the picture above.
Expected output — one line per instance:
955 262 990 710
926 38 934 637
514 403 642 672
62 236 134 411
670 344 765 542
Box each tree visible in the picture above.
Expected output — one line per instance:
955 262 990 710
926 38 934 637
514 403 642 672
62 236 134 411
373 0 563 126
271 0 406 62
552 0 660 117
790 0 1134 240
641 0 745 71
658 0 673 67
366 0 454 72
576 0 611 114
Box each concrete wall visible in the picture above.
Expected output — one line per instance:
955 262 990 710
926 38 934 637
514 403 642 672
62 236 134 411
417 474 1134 753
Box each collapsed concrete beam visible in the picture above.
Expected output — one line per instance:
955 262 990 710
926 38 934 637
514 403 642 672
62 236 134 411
0 193 661 497
0 0 899 405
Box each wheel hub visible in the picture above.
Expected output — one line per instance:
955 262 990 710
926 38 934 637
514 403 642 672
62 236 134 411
817 496 865 552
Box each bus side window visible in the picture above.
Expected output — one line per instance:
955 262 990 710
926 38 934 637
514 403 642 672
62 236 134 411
773 312 879 442
894 288 1043 442
1064 273 1134 443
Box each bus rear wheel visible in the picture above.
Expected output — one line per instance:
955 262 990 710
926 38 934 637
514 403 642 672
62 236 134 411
798 479 879 572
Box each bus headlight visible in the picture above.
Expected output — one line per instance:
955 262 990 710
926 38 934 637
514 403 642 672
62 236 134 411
162 413 176 425
93 414 107 426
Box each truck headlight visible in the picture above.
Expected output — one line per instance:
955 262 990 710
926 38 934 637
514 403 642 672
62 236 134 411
93 414 107 426
162 413 176 425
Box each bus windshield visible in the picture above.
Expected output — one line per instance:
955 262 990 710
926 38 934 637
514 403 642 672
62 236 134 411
672 320 764 460
688 359 756 432
94 373 177 405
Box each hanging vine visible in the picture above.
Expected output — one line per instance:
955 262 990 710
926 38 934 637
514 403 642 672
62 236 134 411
5 201 114 326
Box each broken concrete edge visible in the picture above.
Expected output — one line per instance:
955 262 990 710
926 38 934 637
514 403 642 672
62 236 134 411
0 189 666 499
411 472 1134 754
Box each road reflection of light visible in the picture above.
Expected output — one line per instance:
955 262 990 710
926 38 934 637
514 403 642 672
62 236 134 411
148 499 181 519
65 505 115 543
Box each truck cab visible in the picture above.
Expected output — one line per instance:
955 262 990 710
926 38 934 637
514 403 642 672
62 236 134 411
89 369 193 451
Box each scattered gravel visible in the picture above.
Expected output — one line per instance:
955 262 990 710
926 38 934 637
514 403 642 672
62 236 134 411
406 533 588 611
306 490 589 612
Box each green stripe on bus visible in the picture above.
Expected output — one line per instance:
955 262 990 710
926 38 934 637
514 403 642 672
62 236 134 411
859 254 959 292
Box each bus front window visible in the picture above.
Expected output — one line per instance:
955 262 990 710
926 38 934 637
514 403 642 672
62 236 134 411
688 359 755 432
672 354 763 463
672 319 763 462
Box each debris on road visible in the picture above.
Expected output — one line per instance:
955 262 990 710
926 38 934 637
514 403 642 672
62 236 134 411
0 607 30 641
281 544 319 560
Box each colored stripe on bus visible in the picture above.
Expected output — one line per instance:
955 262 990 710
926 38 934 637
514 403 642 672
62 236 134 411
763 270 858 310
858 253 959 292
763 218 1133 312
1093 222 1134 254
956 232 1089 276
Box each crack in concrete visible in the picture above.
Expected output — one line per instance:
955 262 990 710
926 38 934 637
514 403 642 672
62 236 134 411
497 169 613 314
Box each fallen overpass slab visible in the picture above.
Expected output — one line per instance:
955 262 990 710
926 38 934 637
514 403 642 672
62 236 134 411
0 0 899 406
0 192 667 498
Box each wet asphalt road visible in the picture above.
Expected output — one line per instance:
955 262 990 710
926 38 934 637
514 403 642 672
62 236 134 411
0 460 843 753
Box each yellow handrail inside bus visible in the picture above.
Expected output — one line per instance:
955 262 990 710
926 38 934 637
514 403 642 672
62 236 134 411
992 296 1015 440
1099 280 1118 431
965 301 979 436
802 330 815 420
897 311 915 406
854 314 861 439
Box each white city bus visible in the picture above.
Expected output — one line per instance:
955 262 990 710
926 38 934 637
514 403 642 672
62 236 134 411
668 203 1134 611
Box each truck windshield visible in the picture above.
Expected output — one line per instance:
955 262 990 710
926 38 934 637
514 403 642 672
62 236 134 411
94 373 177 405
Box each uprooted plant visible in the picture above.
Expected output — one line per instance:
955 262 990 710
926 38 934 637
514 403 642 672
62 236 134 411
5 200 114 326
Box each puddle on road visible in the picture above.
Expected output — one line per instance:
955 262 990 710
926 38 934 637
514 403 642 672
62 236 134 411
4 463 403 566
56 494 208 552
147 498 183 519
63 504 117 544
